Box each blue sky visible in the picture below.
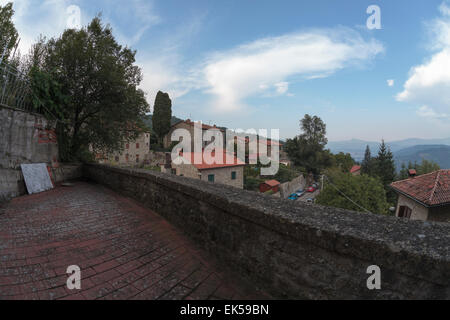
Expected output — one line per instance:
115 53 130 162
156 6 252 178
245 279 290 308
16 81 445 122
5 0 450 141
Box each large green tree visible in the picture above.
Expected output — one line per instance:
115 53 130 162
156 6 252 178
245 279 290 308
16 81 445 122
0 2 19 63
316 171 389 214
285 114 332 174
375 140 396 187
331 152 355 172
152 91 172 146
361 145 376 176
34 17 149 161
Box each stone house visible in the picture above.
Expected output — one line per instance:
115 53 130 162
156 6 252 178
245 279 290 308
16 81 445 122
163 119 225 150
390 169 450 223
100 132 151 166
162 151 245 189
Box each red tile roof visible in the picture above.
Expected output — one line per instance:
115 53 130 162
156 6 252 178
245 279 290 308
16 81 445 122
390 170 450 206
350 165 361 173
178 152 245 170
263 180 280 187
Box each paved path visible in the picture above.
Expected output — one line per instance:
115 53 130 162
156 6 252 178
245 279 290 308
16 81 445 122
0 182 267 300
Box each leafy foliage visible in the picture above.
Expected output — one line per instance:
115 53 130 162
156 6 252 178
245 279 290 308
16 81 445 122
285 114 332 174
316 171 389 214
32 17 149 161
397 159 440 180
330 152 356 172
361 145 376 176
375 140 396 187
0 3 19 62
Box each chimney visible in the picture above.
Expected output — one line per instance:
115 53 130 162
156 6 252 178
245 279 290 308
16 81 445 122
408 169 417 178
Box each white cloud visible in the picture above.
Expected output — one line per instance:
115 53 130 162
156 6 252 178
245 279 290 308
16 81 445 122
397 1 450 118
3 0 159 56
201 27 384 112
416 105 449 118
387 79 394 87
274 82 289 95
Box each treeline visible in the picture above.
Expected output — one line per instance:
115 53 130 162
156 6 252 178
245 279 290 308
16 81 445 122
284 114 440 215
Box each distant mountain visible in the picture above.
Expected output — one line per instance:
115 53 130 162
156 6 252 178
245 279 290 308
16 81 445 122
394 145 450 170
327 138 450 161
142 114 184 131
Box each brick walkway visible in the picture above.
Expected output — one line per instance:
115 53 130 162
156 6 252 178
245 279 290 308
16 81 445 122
0 182 267 300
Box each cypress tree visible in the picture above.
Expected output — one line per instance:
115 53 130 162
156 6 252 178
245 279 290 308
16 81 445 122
152 91 172 146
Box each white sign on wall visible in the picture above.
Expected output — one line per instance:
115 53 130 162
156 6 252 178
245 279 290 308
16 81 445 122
21 163 54 194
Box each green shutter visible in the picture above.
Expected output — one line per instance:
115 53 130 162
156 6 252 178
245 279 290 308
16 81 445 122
208 174 215 182
231 171 237 180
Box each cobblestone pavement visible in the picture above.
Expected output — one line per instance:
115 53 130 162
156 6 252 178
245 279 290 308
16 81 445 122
0 182 268 300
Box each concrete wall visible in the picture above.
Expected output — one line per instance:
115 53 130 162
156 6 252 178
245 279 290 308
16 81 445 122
395 194 429 221
0 106 83 201
0 106 58 170
84 164 450 299
0 106 59 201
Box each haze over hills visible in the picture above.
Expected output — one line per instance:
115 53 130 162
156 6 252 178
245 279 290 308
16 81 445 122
327 138 450 162
393 145 450 170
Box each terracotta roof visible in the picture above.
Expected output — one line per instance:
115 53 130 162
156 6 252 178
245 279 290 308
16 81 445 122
350 165 361 173
390 170 450 206
408 169 417 175
178 152 245 170
263 180 280 187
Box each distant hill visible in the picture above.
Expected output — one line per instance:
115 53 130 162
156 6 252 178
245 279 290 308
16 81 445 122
394 145 450 170
142 114 184 131
327 138 450 161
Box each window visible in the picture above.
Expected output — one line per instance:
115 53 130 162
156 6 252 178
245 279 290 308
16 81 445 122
398 206 412 219
136 154 140 163
125 154 129 162
136 143 140 149
115 156 119 162
208 174 215 183
126 144 129 149
231 171 237 180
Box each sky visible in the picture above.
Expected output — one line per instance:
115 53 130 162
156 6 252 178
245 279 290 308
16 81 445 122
3 0 450 142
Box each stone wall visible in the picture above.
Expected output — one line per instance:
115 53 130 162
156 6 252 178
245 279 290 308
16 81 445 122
279 175 306 199
84 164 450 299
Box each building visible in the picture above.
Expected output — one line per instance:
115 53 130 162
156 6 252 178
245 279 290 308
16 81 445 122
260 180 280 193
390 170 450 223
102 132 151 166
162 151 245 189
350 165 361 176
163 119 225 150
